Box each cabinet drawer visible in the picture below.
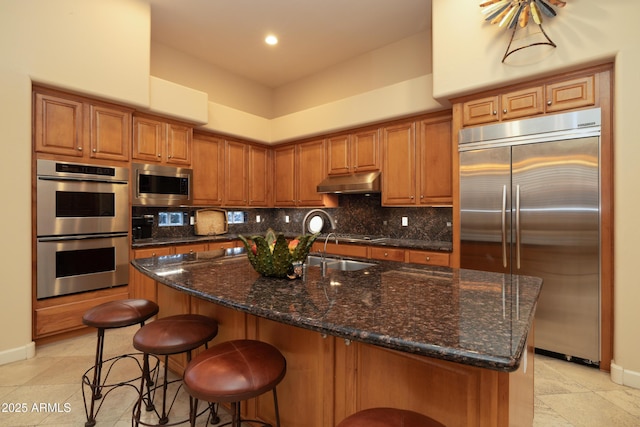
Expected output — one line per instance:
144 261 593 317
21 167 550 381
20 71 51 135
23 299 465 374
369 247 405 262
34 291 129 337
406 250 450 267
314 242 369 258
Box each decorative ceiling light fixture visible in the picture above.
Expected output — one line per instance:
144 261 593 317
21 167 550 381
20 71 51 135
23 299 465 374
480 0 566 62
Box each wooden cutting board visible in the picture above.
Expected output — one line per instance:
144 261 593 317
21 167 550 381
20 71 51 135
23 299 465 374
194 209 228 236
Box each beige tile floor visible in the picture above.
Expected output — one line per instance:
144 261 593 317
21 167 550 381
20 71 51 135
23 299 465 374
1 325 639 426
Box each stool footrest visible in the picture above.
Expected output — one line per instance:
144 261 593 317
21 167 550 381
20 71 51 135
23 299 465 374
82 353 159 426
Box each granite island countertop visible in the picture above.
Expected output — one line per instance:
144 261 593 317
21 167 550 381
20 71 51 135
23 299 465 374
131 249 541 372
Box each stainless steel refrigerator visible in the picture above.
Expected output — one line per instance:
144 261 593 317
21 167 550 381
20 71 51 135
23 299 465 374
459 108 601 364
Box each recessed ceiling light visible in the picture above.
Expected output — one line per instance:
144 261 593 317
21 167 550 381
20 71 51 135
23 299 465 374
265 35 278 45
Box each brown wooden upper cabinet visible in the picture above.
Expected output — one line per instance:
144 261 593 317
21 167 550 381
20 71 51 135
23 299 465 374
273 139 336 207
327 128 380 175
462 75 595 127
33 87 132 163
192 133 225 206
382 114 452 206
223 140 270 207
132 114 192 166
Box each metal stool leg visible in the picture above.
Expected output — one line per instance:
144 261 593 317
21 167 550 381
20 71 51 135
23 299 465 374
85 328 105 427
273 387 281 427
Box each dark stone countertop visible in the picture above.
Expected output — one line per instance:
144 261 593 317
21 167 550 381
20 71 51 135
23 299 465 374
131 249 541 372
132 233 453 253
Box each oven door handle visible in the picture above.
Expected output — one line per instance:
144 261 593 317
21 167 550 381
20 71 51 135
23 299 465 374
37 176 129 185
38 233 128 242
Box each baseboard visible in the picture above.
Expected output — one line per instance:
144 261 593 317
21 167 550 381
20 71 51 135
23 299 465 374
610 360 640 390
0 341 36 366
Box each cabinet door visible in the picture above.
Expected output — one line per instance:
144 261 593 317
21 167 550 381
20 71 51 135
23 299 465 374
327 134 351 175
224 140 248 206
34 91 84 157
88 104 131 162
351 128 379 172
192 134 224 205
130 246 172 302
501 86 544 121
297 139 327 206
248 145 270 206
273 145 297 206
252 317 335 427
166 123 192 165
132 115 164 162
418 117 452 205
382 121 416 206
462 95 499 126
545 75 595 113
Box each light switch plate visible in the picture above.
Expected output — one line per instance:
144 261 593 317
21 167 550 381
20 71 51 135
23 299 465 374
256 215 261 223
285 215 290 223
402 217 408 227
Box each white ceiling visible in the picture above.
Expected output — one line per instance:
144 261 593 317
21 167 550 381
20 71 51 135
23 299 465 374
148 0 431 88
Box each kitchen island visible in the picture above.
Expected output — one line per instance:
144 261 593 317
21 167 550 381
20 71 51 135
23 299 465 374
132 248 542 427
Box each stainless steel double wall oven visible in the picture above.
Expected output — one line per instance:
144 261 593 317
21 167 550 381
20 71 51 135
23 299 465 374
36 159 129 299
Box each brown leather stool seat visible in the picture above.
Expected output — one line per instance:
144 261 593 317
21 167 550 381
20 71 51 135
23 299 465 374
82 299 159 427
183 339 286 427
132 314 219 426
337 408 445 427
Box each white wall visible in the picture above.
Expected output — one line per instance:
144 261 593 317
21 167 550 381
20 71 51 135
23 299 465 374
432 0 640 387
0 0 151 361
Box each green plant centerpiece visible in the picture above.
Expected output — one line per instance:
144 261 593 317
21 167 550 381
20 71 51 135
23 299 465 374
239 228 320 278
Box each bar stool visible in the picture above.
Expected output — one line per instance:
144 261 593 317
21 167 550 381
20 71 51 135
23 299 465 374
183 339 286 427
81 298 160 427
132 314 219 426
337 408 445 427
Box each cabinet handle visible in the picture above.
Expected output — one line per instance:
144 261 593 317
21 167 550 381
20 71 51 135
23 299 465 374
77 146 83 151
492 110 497 115
157 153 162 157
420 195 424 199
410 195 414 199
168 155 172 158
425 256 430 261
92 148 97 153
547 100 552 106
384 252 388 257
344 339 351 346
503 109 508 114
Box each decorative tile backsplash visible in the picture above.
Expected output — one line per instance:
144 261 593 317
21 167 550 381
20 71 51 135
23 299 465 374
132 194 452 243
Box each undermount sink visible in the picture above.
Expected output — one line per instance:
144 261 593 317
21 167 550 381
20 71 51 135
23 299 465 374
306 255 376 272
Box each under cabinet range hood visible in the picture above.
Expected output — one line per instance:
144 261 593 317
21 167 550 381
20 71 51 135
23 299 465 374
317 171 381 194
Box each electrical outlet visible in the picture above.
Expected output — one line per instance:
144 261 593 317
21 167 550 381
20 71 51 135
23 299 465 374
190 216 195 225
402 217 408 227
256 215 261 223
285 215 290 223
447 221 452 227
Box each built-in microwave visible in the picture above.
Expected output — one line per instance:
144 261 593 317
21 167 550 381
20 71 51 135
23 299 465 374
132 163 192 206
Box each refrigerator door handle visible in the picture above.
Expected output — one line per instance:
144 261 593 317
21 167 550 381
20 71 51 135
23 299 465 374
502 184 507 268
516 184 521 270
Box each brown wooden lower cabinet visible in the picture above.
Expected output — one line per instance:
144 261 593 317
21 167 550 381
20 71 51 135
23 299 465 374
33 287 129 340
157 288 532 427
